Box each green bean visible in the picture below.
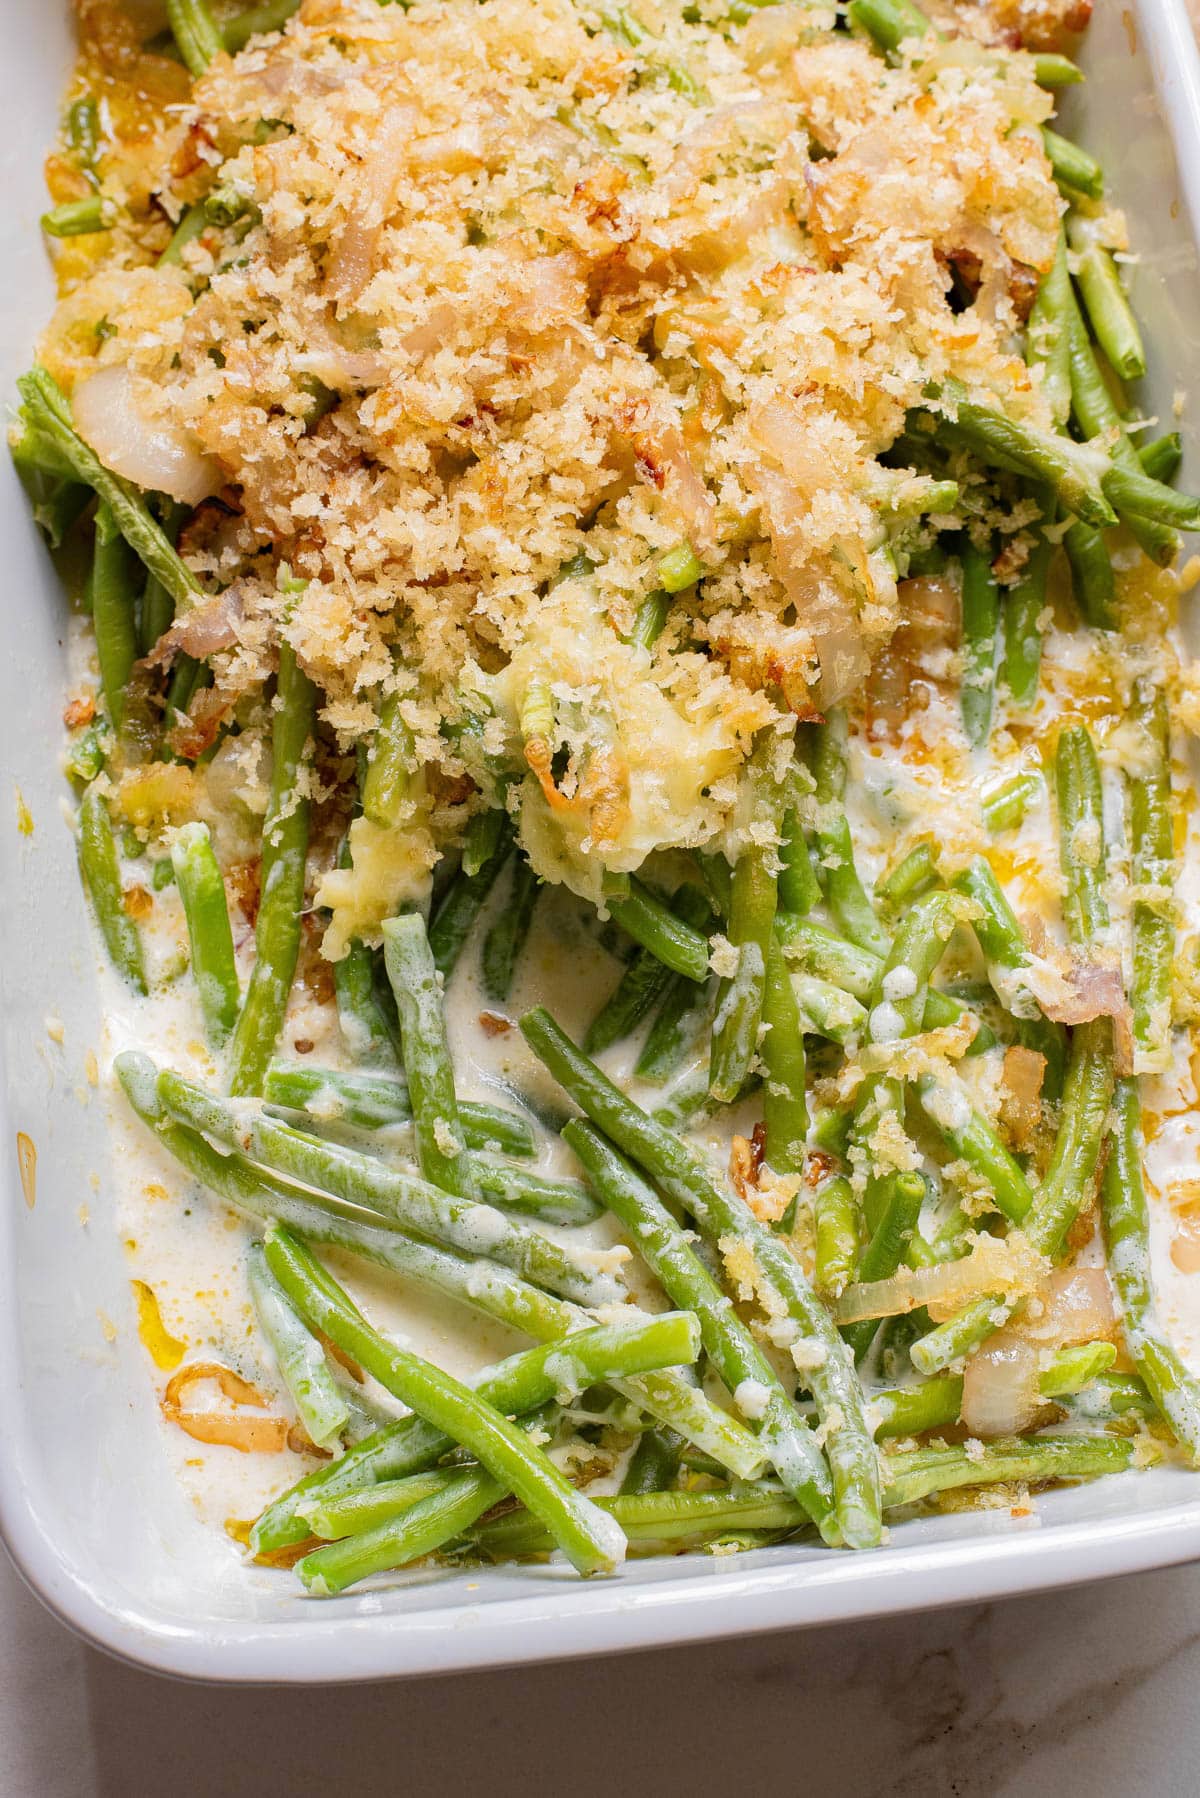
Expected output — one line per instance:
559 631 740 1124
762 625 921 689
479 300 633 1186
333 936 396 1068
263 1225 628 1576
1033 53 1082 89
300 1464 505 1594
65 95 100 170
171 822 240 1046
246 1241 349 1449
462 807 506 878
620 1426 683 1496
1026 231 1072 426
711 752 784 1100
883 1433 1133 1507
981 772 1041 834
812 711 890 957
876 842 938 909
1063 522 1117 631
79 788 147 994
482 857 539 1002
118 1051 759 1502
1070 229 1146 383
221 0 302 52
561 1120 840 1543
16 369 204 615
607 878 710 983
814 1176 859 1299
1001 519 1053 710
429 831 512 980
298 1468 456 1540
841 1172 925 1362
871 1346 1115 1443
950 855 1037 1015
1042 1340 1118 1399
1140 433 1183 485
165 0 224 75
627 589 670 651
760 934 808 1171
871 1377 962 1440
1064 295 1183 564
157 205 209 269
1128 680 1175 1069
1056 724 1108 941
1102 1079 1200 1462
586 944 678 1055
657 541 703 592
361 689 413 829
634 889 716 1081
536 1032 883 1551
1104 460 1200 531
41 196 114 237
847 0 933 52
227 644 316 1095
472 1157 600 1228
382 911 481 1201
932 391 1115 528
958 539 999 745
775 914 993 1050
778 813 821 918
261 1063 535 1157
138 504 186 657
90 506 139 736
264 1127 608 1304
911 1019 1114 1374
1042 126 1103 200
916 1077 1035 1223
790 972 867 1045
161 1070 616 1306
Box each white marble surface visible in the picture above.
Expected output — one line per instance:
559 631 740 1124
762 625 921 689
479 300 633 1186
4 1544 1200 1795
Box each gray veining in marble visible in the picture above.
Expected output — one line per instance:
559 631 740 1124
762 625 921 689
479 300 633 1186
5 1544 1200 1796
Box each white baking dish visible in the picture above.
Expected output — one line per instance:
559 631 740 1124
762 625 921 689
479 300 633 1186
4 0 1200 1684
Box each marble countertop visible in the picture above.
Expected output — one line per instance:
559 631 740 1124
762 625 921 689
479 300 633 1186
5 1540 1199 1796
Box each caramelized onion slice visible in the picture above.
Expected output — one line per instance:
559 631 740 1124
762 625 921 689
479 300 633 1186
162 1362 289 1454
73 364 222 507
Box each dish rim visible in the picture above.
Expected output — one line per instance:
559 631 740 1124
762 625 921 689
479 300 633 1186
5 0 1200 1686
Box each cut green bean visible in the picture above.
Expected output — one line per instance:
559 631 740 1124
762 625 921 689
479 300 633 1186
429 832 512 980
42 196 114 237
1026 232 1072 427
1102 1079 1200 1462
917 1076 1035 1224
90 505 140 736
841 1172 925 1362
814 1176 859 1299
586 943 677 1055
247 1241 349 1450
1042 126 1103 200
261 1063 535 1157
960 540 1000 745
759 933 807 1172
361 689 413 830
221 0 302 51
165 0 225 75
1070 231 1146 383
1056 724 1108 941
607 879 710 984
171 822 239 1046
79 788 147 994
482 857 539 1002
1128 680 1175 1070
812 711 890 957
981 772 1041 834
383 911 482 1201
227 644 315 1095
1001 519 1053 710
620 1427 683 1497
